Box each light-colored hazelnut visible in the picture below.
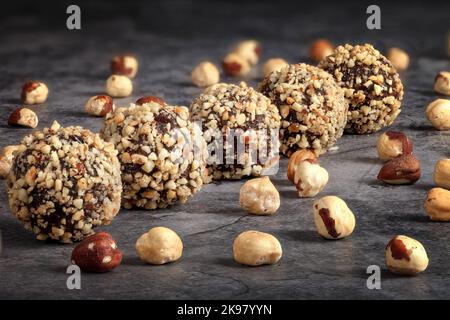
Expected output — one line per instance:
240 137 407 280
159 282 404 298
105 75 133 97
376 131 413 161
424 187 450 221
8 107 38 128
222 53 251 76
0 145 20 179
293 159 328 198
135 227 183 265
239 176 280 215
434 71 450 96
287 149 317 182
111 55 139 79
84 95 115 117
377 154 420 185
309 39 334 63
313 196 355 240
426 98 450 130
232 230 282 267
263 58 289 77
233 40 262 66
387 47 410 71
385 235 428 275
191 61 220 87
433 159 450 189
21 81 48 104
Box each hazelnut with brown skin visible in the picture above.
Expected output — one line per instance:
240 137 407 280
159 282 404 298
233 40 262 66
385 235 428 275
222 52 251 76
433 159 450 189
387 47 410 71
425 98 450 130
21 81 48 104
376 131 413 161
8 108 38 128
263 58 288 77
313 196 355 240
287 149 317 182
292 155 329 198
309 39 334 63
239 176 280 215
377 154 420 185
191 61 220 87
0 145 20 179
424 187 450 221
135 96 167 107
111 55 139 79
434 71 450 96
84 95 115 117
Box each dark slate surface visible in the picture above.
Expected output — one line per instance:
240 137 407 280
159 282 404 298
0 0 449 299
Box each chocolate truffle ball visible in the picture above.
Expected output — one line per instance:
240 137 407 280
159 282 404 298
259 63 348 156
7 121 122 243
319 44 404 134
101 102 206 209
191 82 281 180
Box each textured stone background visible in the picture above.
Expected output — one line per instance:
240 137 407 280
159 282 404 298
0 0 449 299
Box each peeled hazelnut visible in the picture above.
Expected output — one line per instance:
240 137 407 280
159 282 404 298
434 159 450 189
424 187 450 221
313 196 355 240
105 75 133 97
387 47 410 71
376 131 413 161
385 235 428 275
84 95 115 117
233 40 262 66
239 176 280 215
71 232 122 273
0 145 20 179
287 149 317 182
111 55 139 79
433 71 450 96
135 96 167 107
426 98 450 130
21 81 49 104
377 154 420 185
263 58 289 77
135 227 183 265
8 107 38 128
191 61 220 87
309 39 334 63
293 158 328 198
233 230 282 267
222 52 251 76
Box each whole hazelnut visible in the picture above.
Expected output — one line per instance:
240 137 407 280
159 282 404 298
111 55 139 79
434 159 450 189
105 75 133 97
8 107 38 128
309 39 334 63
433 71 450 96
0 145 20 179
239 176 280 215
233 230 282 267
21 81 49 104
287 149 317 182
222 53 251 76
233 40 262 66
385 235 428 275
426 98 450 130
313 196 356 240
424 187 450 221
191 61 220 87
387 47 410 71
135 96 167 107
376 131 413 161
377 154 420 185
135 227 183 265
84 95 115 117
292 157 328 198
263 58 289 77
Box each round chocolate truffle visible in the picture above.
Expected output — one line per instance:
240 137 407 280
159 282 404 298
318 44 404 134
259 63 348 156
191 82 281 180
7 121 122 243
101 102 206 209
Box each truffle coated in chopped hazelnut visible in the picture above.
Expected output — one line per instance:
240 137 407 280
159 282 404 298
233 40 262 66
385 235 428 275
111 55 139 79
309 39 334 63
239 176 280 215
387 47 410 71
222 53 251 76
263 58 288 77
376 131 413 161
313 196 355 240
191 61 220 87
433 159 450 190
233 230 282 266
424 187 450 221
105 75 133 98
425 98 450 130
135 227 183 265
434 71 450 96
21 81 49 104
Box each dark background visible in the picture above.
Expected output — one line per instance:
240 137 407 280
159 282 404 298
0 0 449 300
